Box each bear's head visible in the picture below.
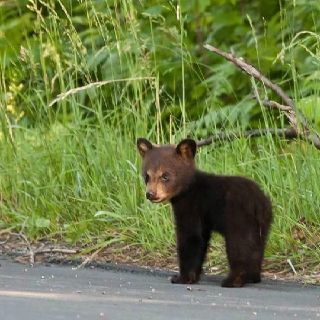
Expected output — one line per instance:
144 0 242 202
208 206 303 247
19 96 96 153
137 138 197 203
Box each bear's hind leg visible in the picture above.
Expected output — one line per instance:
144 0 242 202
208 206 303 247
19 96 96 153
221 255 262 287
221 263 247 288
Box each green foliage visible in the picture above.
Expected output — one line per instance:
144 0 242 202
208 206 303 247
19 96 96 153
0 0 319 273
1 0 319 129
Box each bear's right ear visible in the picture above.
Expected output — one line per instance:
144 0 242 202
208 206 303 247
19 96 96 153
137 138 153 157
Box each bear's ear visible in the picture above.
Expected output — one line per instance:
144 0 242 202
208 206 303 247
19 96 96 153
137 138 153 157
176 139 197 160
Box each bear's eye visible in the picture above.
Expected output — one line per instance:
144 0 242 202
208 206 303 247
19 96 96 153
161 172 170 182
144 174 149 183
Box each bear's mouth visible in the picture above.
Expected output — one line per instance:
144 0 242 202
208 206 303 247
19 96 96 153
149 197 169 203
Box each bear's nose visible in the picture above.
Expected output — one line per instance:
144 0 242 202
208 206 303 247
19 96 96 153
146 191 156 200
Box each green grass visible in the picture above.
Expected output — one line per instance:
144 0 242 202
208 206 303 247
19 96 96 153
0 115 319 273
0 0 319 277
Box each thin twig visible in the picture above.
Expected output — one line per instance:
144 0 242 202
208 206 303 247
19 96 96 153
49 76 155 107
204 44 320 150
197 128 297 147
77 247 104 269
251 85 297 129
287 259 297 275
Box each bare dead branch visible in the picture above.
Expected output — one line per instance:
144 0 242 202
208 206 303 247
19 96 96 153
204 44 320 150
204 44 295 109
197 128 298 147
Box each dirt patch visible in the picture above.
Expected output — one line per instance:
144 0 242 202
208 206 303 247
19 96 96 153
0 231 319 285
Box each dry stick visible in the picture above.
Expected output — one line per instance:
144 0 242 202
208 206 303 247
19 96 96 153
262 100 291 112
0 235 10 245
203 44 320 150
197 128 297 147
11 232 35 265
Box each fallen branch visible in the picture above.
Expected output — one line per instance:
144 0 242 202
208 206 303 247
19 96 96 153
204 44 320 150
35 248 78 255
197 127 297 147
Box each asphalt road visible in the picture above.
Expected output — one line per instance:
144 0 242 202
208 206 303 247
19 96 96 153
0 256 319 320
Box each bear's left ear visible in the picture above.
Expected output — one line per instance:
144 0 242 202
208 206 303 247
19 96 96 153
176 139 197 160
137 138 153 157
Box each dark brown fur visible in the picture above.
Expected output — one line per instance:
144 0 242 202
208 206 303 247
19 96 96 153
137 138 272 287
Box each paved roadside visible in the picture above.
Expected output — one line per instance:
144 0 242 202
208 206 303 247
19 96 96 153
0 256 319 320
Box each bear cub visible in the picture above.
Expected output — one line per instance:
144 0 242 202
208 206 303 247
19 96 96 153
137 138 272 287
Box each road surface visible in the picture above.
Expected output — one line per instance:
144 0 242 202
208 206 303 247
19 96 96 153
0 255 319 320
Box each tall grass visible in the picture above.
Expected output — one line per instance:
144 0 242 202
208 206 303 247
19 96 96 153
0 0 319 274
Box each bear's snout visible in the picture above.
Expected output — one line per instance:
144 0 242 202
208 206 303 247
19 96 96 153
146 191 157 201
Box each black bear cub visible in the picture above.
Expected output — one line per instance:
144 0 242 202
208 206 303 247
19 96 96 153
137 138 272 287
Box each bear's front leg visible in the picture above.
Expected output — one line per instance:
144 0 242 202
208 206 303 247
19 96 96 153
171 234 206 284
170 272 199 284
